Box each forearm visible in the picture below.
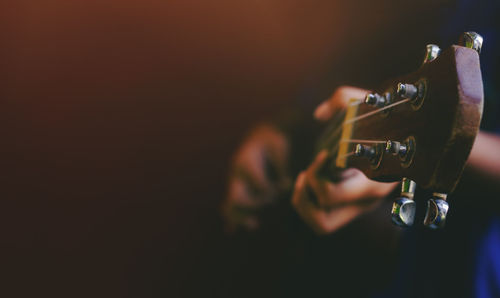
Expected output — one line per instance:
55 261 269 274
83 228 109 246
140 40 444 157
466 131 500 182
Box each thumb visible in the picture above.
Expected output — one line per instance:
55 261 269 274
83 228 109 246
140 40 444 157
314 86 370 122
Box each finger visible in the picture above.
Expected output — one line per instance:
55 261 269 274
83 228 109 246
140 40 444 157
314 100 334 122
261 130 292 190
303 151 331 206
293 180 378 234
292 172 306 198
223 178 268 233
292 181 370 234
322 169 397 207
295 172 307 190
263 148 292 191
233 145 273 194
322 169 371 204
314 86 370 121
292 171 332 229
307 150 330 174
291 171 312 215
226 178 265 210
304 167 372 208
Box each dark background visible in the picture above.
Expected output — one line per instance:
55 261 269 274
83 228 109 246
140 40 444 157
1 1 459 297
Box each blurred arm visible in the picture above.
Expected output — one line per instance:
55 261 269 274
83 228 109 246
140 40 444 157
467 131 500 182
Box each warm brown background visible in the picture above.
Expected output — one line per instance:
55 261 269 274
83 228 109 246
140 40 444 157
2 1 453 297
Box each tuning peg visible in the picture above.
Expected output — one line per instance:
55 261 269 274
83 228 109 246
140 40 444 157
354 144 376 159
396 83 418 99
385 140 408 158
458 31 483 53
391 178 416 227
423 44 441 64
423 193 449 229
364 93 386 107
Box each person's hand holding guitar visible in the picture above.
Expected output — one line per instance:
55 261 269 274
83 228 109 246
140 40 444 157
293 38 485 233
225 33 488 235
292 87 398 235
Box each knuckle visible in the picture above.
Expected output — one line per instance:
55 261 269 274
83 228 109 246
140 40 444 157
332 86 354 102
333 86 350 97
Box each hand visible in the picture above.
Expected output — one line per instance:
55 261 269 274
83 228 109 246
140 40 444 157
222 124 292 232
292 151 397 235
292 86 398 235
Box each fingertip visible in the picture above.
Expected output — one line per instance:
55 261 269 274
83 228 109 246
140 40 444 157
294 172 306 190
314 101 332 121
307 150 330 175
317 150 329 160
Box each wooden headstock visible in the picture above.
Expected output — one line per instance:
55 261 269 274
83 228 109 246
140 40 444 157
316 32 484 228
336 44 483 195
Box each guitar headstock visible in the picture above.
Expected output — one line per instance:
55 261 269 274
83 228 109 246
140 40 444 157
334 32 484 228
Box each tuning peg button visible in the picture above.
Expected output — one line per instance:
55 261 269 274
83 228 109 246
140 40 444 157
392 197 416 227
423 193 449 229
396 83 418 99
385 140 408 157
458 31 483 53
391 178 416 227
423 44 441 64
364 93 386 107
354 144 375 159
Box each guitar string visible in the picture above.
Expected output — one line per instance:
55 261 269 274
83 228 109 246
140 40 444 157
343 98 411 125
326 98 412 161
323 97 405 146
315 97 364 150
318 99 364 148
336 151 354 160
316 109 347 151
340 139 387 144
318 98 394 150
